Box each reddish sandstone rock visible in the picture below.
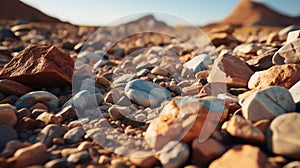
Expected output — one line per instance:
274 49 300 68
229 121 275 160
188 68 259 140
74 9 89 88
208 54 254 87
0 45 74 88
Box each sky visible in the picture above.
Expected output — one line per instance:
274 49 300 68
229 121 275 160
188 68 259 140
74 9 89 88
21 0 300 26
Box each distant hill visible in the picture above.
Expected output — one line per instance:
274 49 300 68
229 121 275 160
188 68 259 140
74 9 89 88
219 0 300 26
120 15 171 30
0 0 62 23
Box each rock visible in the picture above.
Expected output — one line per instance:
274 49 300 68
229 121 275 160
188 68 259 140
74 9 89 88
116 96 132 106
0 95 18 105
284 161 300 168
44 158 69 168
200 82 227 97
56 105 77 122
14 117 37 132
233 43 261 55
0 79 32 96
207 54 253 87
242 86 295 122
246 48 277 71
278 25 300 36
108 105 131 121
266 32 280 44
36 112 62 125
211 33 240 46
15 91 59 109
0 140 30 158
14 142 47 168
286 30 300 43
182 85 202 96
248 64 300 89
289 80 300 103
125 79 171 108
209 145 271 168
0 28 18 41
67 151 90 163
0 104 17 127
63 126 85 144
0 125 17 151
159 141 189 168
223 115 265 143
129 151 157 168
192 138 226 167
151 66 168 76
35 124 66 147
267 113 300 159
145 97 227 150
0 45 74 88
273 39 300 65
183 54 212 73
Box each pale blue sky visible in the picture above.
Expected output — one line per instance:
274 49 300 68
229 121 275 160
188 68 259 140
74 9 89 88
21 0 300 26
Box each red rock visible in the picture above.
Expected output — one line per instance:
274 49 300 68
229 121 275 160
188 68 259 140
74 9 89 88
209 145 272 168
0 79 32 96
208 54 254 87
211 33 240 46
0 45 74 88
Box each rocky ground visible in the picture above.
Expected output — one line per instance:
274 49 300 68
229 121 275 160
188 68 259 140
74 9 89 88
0 20 300 168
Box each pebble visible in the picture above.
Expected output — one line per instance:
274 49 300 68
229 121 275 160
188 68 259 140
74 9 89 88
15 91 59 109
67 151 90 163
209 145 271 168
0 125 18 151
35 124 66 147
273 38 300 64
151 66 168 76
0 104 17 127
63 126 85 143
241 86 295 122
44 158 69 168
36 112 62 124
0 95 18 105
208 54 253 87
278 25 300 36
183 54 212 73
14 142 47 168
55 105 77 122
233 43 261 55
286 30 300 43
267 113 300 159
159 141 189 168
289 80 300 103
246 48 276 71
0 140 30 158
125 79 171 108
284 161 300 168
129 151 157 167
108 105 131 121
0 79 32 96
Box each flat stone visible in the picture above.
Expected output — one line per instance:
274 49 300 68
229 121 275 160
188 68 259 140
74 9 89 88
0 45 74 88
210 33 240 47
67 151 90 163
0 125 17 151
183 54 212 73
13 142 47 168
129 151 157 168
248 64 300 89
145 97 227 150
286 30 300 43
151 66 168 76
208 54 253 87
209 145 271 168
108 105 131 121
63 126 85 144
55 105 77 122
15 91 59 109
267 113 300 159
289 80 300 103
125 79 171 108
35 124 66 147
159 141 189 168
273 38 300 65
223 115 265 143
200 82 227 97
0 104 17 127
233 43 261 55
242 86 295 122
36 112 62 125
0 79 32 96
246 48 277 71
44 158 69 168
278 25 300 36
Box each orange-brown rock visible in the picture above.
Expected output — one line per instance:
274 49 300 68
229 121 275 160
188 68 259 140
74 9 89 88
208 54 254 87
248 64 300 89
209 145 272 168
145 97 228 150
0 45 74 88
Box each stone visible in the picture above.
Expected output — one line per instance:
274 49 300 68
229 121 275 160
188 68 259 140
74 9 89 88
151 66 168 76
192 138 226 167
125 79 171 108
61 148 79 158
15 91 59 109
13 142 47 168
0 28 18 41
207 54 253 87
289 80 300 103
56 105 77 122
108 105 131 121
129 151 157 168
278 25 300 36
0 140 30 158
0 104 17 127
35 124 66 147
44 158 69 168
182 85 202 96
183 54 212 73
145 97 227 150
273 39 300 65
0 79 32 96
284 161 300 168
159 141 189 168
286 30 300 43
0 95 18 105
200 82 227 97
0 45 74 88
0 125 17 151
14 117 37 132
242 86 295 122
248 64 300 89
36 112 62 124
223 115 265 143
210 33 240 46
63 126 85 144
233 43 261 55
246 48 277 71
209 145 271 168
116 96 132 106
67 151 90 163
267 113 300 159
